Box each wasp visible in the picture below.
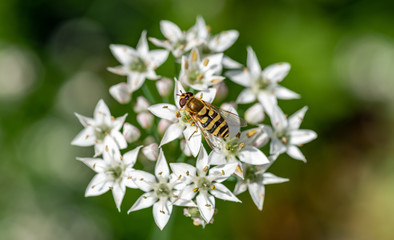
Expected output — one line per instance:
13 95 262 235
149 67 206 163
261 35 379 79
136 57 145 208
177 91 246 150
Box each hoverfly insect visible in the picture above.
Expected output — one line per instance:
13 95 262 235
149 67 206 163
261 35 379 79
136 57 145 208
177 91 247 150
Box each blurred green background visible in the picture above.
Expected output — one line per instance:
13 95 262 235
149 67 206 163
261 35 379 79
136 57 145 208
1 0 394 239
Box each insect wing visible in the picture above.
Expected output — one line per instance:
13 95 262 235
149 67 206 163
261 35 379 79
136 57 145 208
205 102 247 127
191 115 222 152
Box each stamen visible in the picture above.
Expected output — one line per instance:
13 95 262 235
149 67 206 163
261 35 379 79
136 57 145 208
111 116 115 120
93 163 96 169
259 193 264 198
92 185 95 189
221 170 225 175
85 135 89 139
120 155 123 161
191 50 197 62
196 74 203 81
205 204 211 207
211 78 221 83
173 194 179 198
236 132 241 138
247 130 257 138
185 60 189 70
203 58 209 66
236 165 243 174
160 210 165 214
104 132 108 136
282 137 287 143
158 171 163 175
193 188 199 192
127 176 132 179
109 186 113 190
226 146 230 151
178 175 182 180
140 178 144 181
203 166 209 172
210 185 216 190
244 67 248 72
162 105 168 108
179 44 185 50
239 142 245 148
143 196 147 199
105 145 109 152
186 171 189 176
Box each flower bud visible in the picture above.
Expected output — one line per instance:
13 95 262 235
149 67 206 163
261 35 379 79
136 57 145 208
109 83 131 104
123 122 140 143
142 143 159 161
245 103 264 124
158 119 172 135
180 140 192 157
254 129 270 148
220 102 237 114
155 77 173 97
214 82 228 102
133 96 150 113
137 112 154 129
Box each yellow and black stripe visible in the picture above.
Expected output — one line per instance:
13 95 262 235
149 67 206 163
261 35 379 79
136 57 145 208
197 107 229 138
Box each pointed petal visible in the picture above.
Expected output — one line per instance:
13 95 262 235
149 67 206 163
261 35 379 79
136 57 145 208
169 163 196 182
111 130 127 149
137 31 149 57
148 104 178 122
209 162 237 182
85 173 111 197
270 137 287 155
286 145 306 162
208 30 239 52
196 147 209 175
71 127 96 146
196 88 217 103
210 183 241 202
274 86 300 100
289 130 317 145
233 181 248 195
288 106 308 130
128 192 156 212
127 73 145 92
257 91 277 117
262 62 290 83
123 145 143 166
245 103 265 124
74 113 94 127
109 82 131 104
129 170 156 192
208 151 226 165
222 55 243 69
107 65 129 76
76 157 107 173
236 88 256 104
123 122 141 143
112 183 126 212
247 47 261 76
102 136 122 164
262 172 289 185
109 44 137 65
153 199 173 230
155 149 170 179
226 69 251 87
160 20 182 42
196 192 215 223
94 99 111 126
149 37 170 49
183 126 202 157
200 53 223 71
269 105 288 131
179 185 197 201
159 123 183 146
238 146 270 165
248 182 265 211
142 143 159 161
150 50 169 67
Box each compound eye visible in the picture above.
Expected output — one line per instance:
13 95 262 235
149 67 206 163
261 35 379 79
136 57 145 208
179 98 187 107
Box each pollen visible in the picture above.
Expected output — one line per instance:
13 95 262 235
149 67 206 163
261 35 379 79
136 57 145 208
247 129 257 138
203 58 209 66
221 170 225 175
211 78 221 83
282 137 287 143
162 105 168 108
203 166 209 172
178 175 182 180
105 145 109 152
191 50 197 62
210 185 216 190
186 171 190 176
239 142 245 148
158 171 163 175
185 60 189 70
236 165 243 174
85 135 89 139
193 188 199 192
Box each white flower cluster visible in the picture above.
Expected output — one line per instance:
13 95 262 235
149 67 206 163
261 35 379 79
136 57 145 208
72 16 317 230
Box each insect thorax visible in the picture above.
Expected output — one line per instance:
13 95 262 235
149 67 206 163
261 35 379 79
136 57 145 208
186 97 205 114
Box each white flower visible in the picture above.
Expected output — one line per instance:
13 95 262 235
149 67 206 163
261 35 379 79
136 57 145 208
71 99 127 157
180 48 224 91
77 137 142 212
206 106 270 178
233 156 288 211
266 106 317 162
128 149 195 230
123 122 140 143
148 79 216 157
149 20 199 58
155 77 173 97
109 82 131 104
244 103 265 125
108 31 169 103
170 147 241 223
226 47 299 115
142 143 159 161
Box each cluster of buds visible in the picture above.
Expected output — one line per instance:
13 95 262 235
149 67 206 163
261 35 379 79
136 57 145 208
72 16 316 230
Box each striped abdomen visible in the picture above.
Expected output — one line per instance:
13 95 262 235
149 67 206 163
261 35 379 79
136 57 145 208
197 106 229 138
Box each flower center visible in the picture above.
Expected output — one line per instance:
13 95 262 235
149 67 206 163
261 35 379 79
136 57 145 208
155 183 171 197
129 57 147 72
197 177 212 191
244 165 262 182
187 69 203 84
174 39 186 50
95 127 112 140
276 130 290 145
223 139 243 156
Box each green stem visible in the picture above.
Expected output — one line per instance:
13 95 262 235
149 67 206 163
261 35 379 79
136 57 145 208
142 83 156 104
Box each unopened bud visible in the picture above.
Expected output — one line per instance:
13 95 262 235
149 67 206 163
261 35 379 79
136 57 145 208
137 112 154 129
158 119 172 135
142 143 159 161
123 122 141 143
134 96 150 113
156 77 173 97
245 103 265 124
109 83 131 104
180 140 192 157
254 128 270 148
214 82 228 101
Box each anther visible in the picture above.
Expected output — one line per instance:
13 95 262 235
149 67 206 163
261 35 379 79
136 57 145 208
205 204 211 207
236 165 243 174
160 210 165 214
203 166 209 172
236 132 241 138
93 163 96 169
185 60 189 70
186 171 189 176
109 186 113 190
85 135 89 139
203 58 209 66
239 142 245 148
162 105 168 108
193 188 199 192
140 178 144 181
158 171 163 175
191 50 197 61
282 137 287 143
210 185 216 190
178 175 182 180
247 130 257 138
221 170 225 175
111 116 115 120
105 145 109 152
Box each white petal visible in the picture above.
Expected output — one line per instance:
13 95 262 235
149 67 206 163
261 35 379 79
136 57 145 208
238 146 269 165
160 20 182 42
76 157 107 173
129 170 156 192
102 136 122 164
208 30 239 52
109 44 137 65
286 145 306 162
169 163 196 181
85 173 111 197
245 103 265 124
262 62 290 83
226 69 251 87
123 145 143 166
123 123 140 143
133 96 150 113
94 99 111 126
270 137 287 155
71 127 96 146
180 139 192 157
222 55 243 69
112 113 128 132
196 147 209 175
183 126 202 157
209 162 238 182
150 50 169 67
208 151 226 165
269 105 288 131
247 47 261 76
262 172 289 185
153 199 173 230
274 86 300 100
155 149 170 179
94 142 104 157
128 192 156 212
201 53 223 71
159 123 183 147
210 183 241 202
74 113 94 127
196 192 215 223
257 91 278 117
149 37 170 49
236 88 256 104
136 112 154 129
142 143 159 161
289 130 317 145
137 31 149 57
233 181 248 195
112 183 126 212
109 82 131 104
148 104 178 122
179 185 197 201
288 106 308 130
124 175 138 189
111 130 127 149
127 74 145 93
196 88 217 103
248 182 265 211
107 66 129 76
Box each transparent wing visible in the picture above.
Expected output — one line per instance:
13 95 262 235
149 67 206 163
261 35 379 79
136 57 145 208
205 102 247 127
191 114 222 152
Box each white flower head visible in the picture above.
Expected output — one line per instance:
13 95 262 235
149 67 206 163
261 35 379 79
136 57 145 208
148 79 217 157
123 122 140 143
266 106 317 162
149 20 200 58
234 156 289 211
180 48 224 91
128 149 195 230
77 137 142 212
71 99 127 157
170 147 241 223
226 47 299 115
108 31 169 103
